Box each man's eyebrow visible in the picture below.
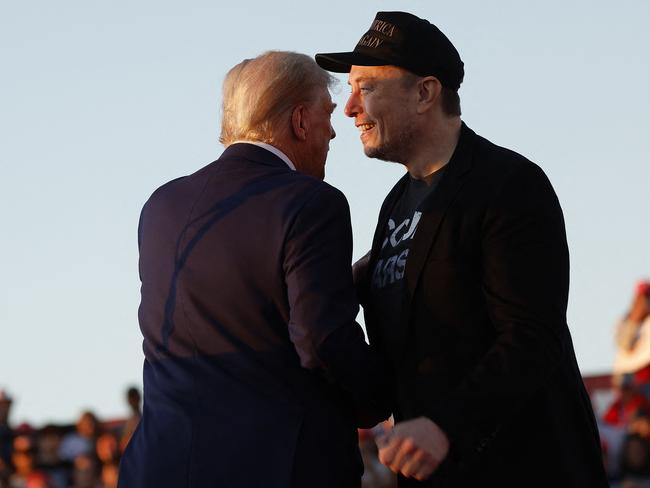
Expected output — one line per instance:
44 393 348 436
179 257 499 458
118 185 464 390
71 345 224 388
347 76 374 86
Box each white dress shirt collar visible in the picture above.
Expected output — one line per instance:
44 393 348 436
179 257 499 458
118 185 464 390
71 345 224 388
232 141 296 171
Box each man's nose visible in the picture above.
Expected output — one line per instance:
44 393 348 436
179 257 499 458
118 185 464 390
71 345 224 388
330 125 336 140
344 92 361 118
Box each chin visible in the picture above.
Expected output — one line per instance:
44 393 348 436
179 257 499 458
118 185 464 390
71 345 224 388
362 143 376 157
364 145 392 162
364 141 407 164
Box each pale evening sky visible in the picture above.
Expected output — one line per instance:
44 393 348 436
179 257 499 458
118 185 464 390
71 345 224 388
1 0 649 424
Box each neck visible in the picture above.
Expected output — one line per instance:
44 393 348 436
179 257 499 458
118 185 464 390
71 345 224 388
405 117 462 183
272 140 298 165
265 131 299 163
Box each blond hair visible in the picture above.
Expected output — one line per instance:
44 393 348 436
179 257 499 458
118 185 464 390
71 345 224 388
219 51 335 146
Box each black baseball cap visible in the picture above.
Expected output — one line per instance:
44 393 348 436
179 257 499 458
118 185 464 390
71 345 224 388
315 11 464 90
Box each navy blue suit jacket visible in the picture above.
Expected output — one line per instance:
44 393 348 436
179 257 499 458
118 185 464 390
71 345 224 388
119 143 391 488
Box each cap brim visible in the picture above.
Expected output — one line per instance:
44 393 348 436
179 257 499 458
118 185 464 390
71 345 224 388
315 51 390 73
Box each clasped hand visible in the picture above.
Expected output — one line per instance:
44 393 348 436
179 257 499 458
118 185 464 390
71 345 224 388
376 417 449 481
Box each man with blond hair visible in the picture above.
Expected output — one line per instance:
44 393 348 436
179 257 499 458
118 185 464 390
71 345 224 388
118 51 391 488
317 11 607 487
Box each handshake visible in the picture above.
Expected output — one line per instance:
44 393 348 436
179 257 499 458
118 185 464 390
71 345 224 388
374 417 450 481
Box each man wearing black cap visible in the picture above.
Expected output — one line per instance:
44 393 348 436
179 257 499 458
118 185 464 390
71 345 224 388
316 11 608 487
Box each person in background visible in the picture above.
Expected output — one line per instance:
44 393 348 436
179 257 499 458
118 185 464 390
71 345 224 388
24 472 51 488
70 454 100 488
95 433 118 468
0 390 13 469
9 432 37 488
615 281 650 394
0 457 11 488
99 463 118 488
619 432 650 487
58 412 100 463
34 425 68 488
118 388 140 453
94 431 119 488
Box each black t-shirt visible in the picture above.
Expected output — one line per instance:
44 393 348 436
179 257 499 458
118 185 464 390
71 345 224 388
368 169 445 352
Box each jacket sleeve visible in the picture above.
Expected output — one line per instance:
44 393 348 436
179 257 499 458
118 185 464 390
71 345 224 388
430 162 571 457
283 183 393 427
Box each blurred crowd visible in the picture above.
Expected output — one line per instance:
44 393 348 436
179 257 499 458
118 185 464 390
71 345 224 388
0 386 396 488
0 388 141 488
601 280 650 487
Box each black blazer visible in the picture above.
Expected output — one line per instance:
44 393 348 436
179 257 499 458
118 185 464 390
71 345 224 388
118 143 391 488
360 124 607 487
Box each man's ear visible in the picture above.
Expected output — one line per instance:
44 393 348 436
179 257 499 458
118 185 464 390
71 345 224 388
416 76 442 114
291 105 309 141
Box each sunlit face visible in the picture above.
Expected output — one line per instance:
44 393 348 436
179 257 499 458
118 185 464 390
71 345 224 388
96 433 119 463
300 86 337 180
345 65 418 164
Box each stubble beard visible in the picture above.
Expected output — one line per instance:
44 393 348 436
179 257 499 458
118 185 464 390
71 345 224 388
363 126 414 165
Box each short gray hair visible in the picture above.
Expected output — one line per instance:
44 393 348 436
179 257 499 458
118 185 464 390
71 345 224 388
219 51 336 146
